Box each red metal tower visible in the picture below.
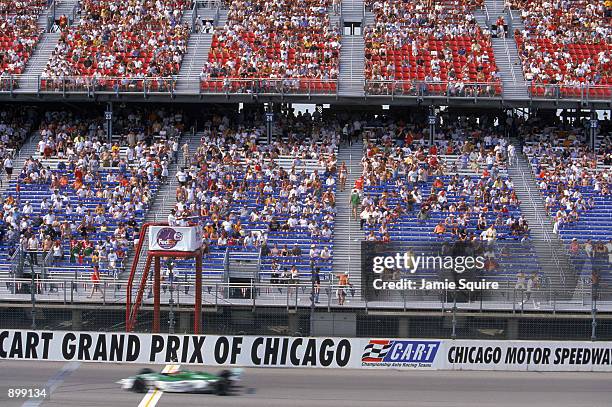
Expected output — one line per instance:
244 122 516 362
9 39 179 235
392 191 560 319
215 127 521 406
125 223 203 333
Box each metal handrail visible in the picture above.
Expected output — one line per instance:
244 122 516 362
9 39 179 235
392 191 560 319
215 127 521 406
37 75 178 91
502 38 517 83
199 78 339 96
482 4 491 28
223 247 230 282
0 276 608 313
9 246 23 277
517 156 569 285
42 249 53 278
0 73 610 102
191 1 197 31
365 80 502 100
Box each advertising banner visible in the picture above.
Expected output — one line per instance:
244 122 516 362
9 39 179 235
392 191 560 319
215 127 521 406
2 330 612 372
148 226 202 252
0 331 352 368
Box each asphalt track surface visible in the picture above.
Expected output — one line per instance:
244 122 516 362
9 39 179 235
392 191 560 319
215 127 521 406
1 361 611 407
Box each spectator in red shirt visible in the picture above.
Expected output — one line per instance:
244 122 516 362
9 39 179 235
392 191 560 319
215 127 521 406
88 265 102 298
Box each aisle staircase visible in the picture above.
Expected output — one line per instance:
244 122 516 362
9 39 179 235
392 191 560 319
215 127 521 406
507 139 578 295
473 0 529 101
18 34 60 91
175 34 213 93
341 0 363 24
491 38 529 100
475 0 506 26
338 37 365 97
175 4 226 93
508 7 525 34
47 0 80 25
18 0 81 92
332 139 363 296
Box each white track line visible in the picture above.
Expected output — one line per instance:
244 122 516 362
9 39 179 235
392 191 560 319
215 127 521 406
21 361 81 407
137 364 181 407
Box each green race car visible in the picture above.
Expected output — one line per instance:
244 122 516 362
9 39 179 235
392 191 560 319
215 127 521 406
118 368 242 395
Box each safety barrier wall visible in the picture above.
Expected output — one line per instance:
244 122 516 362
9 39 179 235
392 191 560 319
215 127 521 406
2 330 611 372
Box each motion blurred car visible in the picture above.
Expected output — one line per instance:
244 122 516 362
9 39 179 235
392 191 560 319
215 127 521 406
118 368 242 395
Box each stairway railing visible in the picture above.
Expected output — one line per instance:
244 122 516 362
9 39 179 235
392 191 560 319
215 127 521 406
515 152 570 285
501 38 518 83
482 4 491 27
526 158 578 284
191 1 197 31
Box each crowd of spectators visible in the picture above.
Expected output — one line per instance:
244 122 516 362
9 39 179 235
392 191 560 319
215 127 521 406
512 0 611 89
364 0 501 96
4 154 153 277
202 0 340 92
41 0 190 91
170 111 339 281
0 106 36 180
521 120 610 238
523 123 611 287
356 118 528 242
361 116 512 178
36 107 185 161
0 106 186 279
0 0 46 81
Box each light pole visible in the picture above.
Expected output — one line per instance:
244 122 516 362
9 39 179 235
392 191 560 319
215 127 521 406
309 263 316 336
589 114 598 153
265 111 274 144
105 102 113 145
26 251 36 330
428 106 437 147
167 258 176 334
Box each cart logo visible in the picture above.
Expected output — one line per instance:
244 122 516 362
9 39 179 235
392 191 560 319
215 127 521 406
362 340 393 362
362 340 440 367
156 228 183 250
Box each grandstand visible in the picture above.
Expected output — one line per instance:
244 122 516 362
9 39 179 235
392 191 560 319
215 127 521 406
0 0 610 339
0 0 605 106
0 105 608 311
360 123 542 301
